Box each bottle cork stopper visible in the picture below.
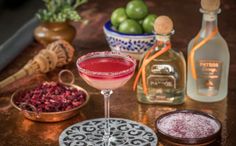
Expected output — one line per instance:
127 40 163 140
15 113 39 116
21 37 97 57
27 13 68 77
154 16 173 35
201 0 220 11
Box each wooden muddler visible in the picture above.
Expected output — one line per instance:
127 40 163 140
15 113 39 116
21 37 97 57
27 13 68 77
0 40 74 89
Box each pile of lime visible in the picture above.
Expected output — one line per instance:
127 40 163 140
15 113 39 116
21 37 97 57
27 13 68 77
111 0 157 34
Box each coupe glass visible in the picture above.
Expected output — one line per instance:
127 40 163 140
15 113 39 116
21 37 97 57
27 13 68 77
76 51 136 145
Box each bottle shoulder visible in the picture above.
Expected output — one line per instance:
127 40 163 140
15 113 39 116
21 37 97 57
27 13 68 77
140 49 186 71
187 33 229 52
145 49 184 61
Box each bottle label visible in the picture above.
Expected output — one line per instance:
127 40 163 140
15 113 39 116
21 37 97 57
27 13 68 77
148 64 176 89
148 75 176 89
144 64 176 101
196 60 222 96
151 64 174 74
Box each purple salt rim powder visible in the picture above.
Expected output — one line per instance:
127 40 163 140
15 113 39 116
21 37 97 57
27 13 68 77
157 112 220 139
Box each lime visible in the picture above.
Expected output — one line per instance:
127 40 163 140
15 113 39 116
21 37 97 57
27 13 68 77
126 0 148 20
118 19 143 34
138 19 144 25
142 14 157 33
111 8 128 27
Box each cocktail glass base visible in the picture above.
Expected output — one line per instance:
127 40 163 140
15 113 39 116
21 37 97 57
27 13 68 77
59 118 158 146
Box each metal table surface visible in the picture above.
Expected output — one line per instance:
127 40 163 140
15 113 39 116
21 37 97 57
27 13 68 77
0 0 235 145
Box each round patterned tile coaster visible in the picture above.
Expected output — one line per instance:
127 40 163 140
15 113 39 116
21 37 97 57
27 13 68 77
59 118 158 146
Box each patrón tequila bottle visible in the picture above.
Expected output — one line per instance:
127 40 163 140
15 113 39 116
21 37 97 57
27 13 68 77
187 0 230 102
134 16 186 105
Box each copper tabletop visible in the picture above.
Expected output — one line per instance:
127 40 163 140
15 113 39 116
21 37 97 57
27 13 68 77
0 0 235 146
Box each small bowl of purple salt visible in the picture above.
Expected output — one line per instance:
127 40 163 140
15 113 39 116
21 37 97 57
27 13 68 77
11 81 89 122
155 110 222 145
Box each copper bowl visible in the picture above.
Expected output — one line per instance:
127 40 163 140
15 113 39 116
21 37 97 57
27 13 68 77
155 110 222 146
11 83 89 122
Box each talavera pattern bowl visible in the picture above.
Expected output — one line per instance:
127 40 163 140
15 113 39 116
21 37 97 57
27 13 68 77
103 21 155 60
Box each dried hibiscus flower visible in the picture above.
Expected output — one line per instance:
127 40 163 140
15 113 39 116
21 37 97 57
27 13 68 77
15 82 86 112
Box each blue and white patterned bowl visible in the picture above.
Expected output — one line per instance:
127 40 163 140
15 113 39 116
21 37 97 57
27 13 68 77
103 21 156 60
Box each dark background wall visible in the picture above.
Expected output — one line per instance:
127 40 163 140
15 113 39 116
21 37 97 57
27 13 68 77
0 0 43 44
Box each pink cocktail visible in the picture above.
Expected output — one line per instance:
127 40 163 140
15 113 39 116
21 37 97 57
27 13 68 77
76 51 136 145
78 56 134 90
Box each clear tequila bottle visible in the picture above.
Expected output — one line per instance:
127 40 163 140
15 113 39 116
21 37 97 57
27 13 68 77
187 0 230 102
136 16 186 105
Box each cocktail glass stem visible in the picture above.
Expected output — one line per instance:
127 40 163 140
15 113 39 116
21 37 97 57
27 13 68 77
101 89 113 144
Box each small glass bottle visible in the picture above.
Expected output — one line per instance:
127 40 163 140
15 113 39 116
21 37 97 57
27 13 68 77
135 16 186 105
187 0 230 102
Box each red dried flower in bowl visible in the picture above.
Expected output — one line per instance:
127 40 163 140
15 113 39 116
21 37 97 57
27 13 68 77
11 81 89 122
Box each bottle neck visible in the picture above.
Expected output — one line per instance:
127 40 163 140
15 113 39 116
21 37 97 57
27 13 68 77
155 35 171 51
199 10 219 37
